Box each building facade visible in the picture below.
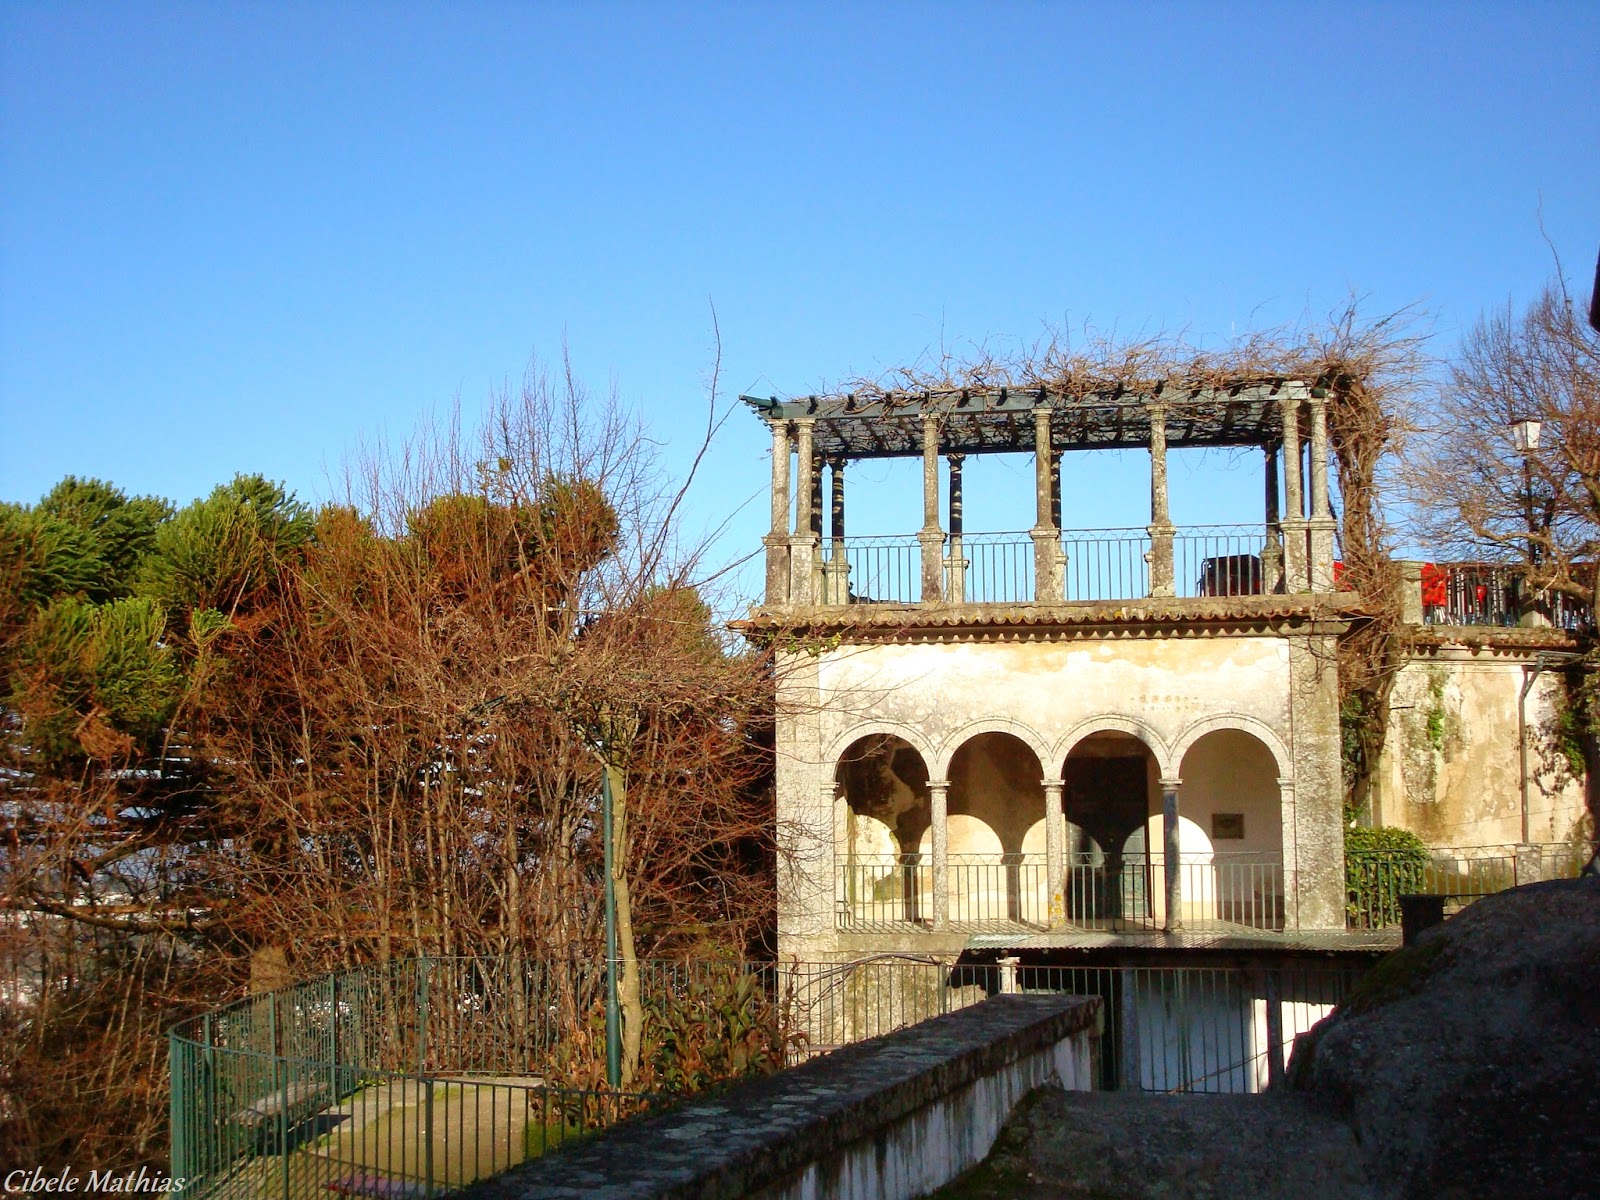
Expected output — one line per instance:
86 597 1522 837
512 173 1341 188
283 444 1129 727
737 381 1374 963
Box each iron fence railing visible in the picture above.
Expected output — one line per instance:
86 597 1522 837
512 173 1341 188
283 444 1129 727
1421 562 1595 630
818 537 919 604
173 955 1366 1196
951 533 1035 604
813 525 1279 606
836 852 1286 934
1344 843 1583 929
1061 528 1151 601
1175 526 1272 598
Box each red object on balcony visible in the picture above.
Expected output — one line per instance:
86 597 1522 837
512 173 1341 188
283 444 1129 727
1420 563 1448 607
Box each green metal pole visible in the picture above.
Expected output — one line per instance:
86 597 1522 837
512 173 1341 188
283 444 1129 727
602 767 622 1089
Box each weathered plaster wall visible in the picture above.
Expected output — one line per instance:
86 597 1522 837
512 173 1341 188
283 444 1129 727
1177 730 1284 858
774 627 1347 957
1371 647 1592 851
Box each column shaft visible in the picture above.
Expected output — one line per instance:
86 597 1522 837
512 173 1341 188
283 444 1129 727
1262 445 1284 593
1147 405 1175 598
1308 397 1337 591
929 779 949 930
946 453 966 602
919 416 945 603
1161 777 1183 932
765 422 791 604
790 420 818 604
1043 781 1066 929
825 459 848 603
1031 408 1063 601
1281 397 1307 592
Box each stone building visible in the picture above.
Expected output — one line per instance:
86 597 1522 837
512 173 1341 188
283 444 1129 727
735 380 1594 968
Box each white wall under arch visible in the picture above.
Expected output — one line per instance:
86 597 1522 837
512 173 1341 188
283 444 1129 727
1176 727 1284 861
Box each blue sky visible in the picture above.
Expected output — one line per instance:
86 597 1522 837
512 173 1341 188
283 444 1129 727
3 2 1596 598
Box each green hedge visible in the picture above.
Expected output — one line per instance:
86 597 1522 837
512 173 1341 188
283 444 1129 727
1345 826 1432 929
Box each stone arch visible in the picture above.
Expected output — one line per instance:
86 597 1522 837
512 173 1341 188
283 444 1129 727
823 720 936 778
1169 713 1291 782
834 730 932 860
1053 715 1174 779
1170 723 1288 931
930 717 1051 782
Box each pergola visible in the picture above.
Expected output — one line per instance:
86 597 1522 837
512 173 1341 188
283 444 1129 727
744 379 1340 606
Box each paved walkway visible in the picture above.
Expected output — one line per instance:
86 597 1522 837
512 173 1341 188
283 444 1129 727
931 1088 1378 1200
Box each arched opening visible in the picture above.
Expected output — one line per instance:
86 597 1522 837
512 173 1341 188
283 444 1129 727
836 734 932 926
1175 729 1285 931
939 732 1046 926
1062 732 1160 930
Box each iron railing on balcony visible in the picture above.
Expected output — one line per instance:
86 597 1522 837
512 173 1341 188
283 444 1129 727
814 524 1278 606
951 533 1035 604
1420 562 1594 630
1060 528 1150 601
836 852 1285 934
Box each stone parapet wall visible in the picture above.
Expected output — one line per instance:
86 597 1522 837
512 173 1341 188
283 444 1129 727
461 995 1101 1200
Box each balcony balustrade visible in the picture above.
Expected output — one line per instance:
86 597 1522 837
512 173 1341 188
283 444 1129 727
1419 561 1594 631
838 843 1585 937
815 525 1273 606
836 850 1286 935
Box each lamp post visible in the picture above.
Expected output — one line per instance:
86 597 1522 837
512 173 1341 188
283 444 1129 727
1510 418 1545 627
601 765 622 1089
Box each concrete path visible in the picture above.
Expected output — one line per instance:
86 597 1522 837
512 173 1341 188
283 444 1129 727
931 1088 1379 1200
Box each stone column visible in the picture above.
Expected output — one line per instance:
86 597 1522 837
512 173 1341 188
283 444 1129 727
1277 776 1299 932
998 956 1020 995
825 458 850 603
789 419 818 605
1515 842 1544 886
1161 776 1183 932
1043 780 1067 930
1281 396 1307 592
764 422 791 604
1031 408 1063 602
1262 445 1284 594
1147 405 1175 598
1308 396 1337 592
1397 561 1424 625
945 453 967 602
928 778 950 930
824 781 845 928
918 415 946 604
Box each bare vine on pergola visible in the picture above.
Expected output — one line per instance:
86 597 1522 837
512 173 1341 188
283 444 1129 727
805 309 1428 812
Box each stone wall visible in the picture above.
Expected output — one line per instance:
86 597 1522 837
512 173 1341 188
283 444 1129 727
1371 642 1592 853
461 995 1101 1200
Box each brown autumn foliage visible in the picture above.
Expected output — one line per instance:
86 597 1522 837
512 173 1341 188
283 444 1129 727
1 360 778 1167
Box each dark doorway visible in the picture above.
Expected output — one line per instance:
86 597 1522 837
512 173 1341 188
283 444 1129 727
1063 753 1152 924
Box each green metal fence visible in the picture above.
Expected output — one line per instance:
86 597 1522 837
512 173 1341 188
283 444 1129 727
170 955 1370 1198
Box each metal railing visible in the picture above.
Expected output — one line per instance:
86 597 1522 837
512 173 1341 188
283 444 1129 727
1421 562 1594 630
1174 526 1272 598
1061 529 1151 601
837 852 1285 934
813 525 1278 606
1345 843 1584 929
951 533 1035 604
172 955 1366 1194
